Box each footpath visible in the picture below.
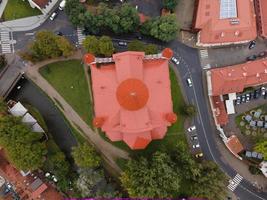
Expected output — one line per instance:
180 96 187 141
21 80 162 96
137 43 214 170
25 50 130 175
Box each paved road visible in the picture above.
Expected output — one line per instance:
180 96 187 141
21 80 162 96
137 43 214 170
7 9 267 200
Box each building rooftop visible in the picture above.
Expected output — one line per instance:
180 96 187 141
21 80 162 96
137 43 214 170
86 49 177 149
255 0 267 38
194 0 257 46
226 135 244 156
210 58 267 96
32 0 49 8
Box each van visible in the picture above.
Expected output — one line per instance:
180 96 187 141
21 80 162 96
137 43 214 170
59 0 66 11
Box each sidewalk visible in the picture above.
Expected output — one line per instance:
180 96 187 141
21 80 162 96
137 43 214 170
0 15 47 32
25 51 130 174
0 0 8 18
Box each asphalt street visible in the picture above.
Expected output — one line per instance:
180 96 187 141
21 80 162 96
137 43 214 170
8 10 267 200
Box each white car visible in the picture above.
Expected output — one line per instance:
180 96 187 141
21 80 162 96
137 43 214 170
192 143 200 149
171 57 180 65
187 78 192 87
187 125 196 132
261 87 266 96
49 12 58 21
59 0 66 10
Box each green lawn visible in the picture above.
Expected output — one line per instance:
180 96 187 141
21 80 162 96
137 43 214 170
3 0 42 21
40 60 93 126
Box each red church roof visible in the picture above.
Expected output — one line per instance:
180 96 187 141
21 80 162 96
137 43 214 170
194 0 257 46
255 0 267 38
87 50 176 149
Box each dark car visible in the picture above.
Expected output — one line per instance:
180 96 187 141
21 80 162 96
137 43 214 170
55 31 63 36
253 89 260 99
248 40 256 49
246 55 257 61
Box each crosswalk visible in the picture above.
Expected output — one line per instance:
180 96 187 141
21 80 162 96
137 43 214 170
0 31 13 54
227 174 243 191
77 27 86 45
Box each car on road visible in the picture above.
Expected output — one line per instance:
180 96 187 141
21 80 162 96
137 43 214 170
118 41 127 46
191 135 198 140
246 55 257 61
55 31 63 36
187 125 196 132
258 51 267 58
59 0 66 10
187 78 192 87
261 87 266 96
171 57 180 65
248 40 256 49
50 11 58 21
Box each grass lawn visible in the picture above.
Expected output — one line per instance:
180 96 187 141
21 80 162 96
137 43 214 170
3 0 42 21
40 59 93 126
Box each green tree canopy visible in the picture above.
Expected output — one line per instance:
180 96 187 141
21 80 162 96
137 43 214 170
128 40 145 52
98 36 114 57
141 14 180 42
254 140 267 160
72 143 101 168
120 151 181 198
118 4 140 33
144 44 158 55
163 0 179 11
0 97 7 116
0 55 7 69
82 35 100 55
183 104 197 117
0 115 46 170
65 0 86 26
56 36 74 57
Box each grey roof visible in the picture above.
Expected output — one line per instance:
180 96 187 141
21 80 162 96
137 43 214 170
9 102 27 117
245 151 252 157
257 153 263 160
254 111 261 118
249 121 256 127
265 115 267 121
29 178 43 191
245 115 252 122
257 121 264 127
22 113 37 126
252 151 258 158
31 123 45 133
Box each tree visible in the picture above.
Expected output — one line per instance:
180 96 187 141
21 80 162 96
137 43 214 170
0 54 7 69
117 4 140 33
82 35 100 55
128 40 145 52
98 36 114 57
76 168 118 198
254 140 267 160
183 104 197 117
163 0 178 12
56 36 74 57
0 115 46 170
72 143 101 168
65 0 86 26
144 44 158 55
120 151 181 198
0 97 7 116
141 14 180 42
189 161 227 199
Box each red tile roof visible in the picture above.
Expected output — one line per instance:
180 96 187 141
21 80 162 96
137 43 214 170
255 0 267 38
194 0 257 46
32 0 49 8
211 96 228 126
30 183 48 199
226 135 244 155
210 58 267 96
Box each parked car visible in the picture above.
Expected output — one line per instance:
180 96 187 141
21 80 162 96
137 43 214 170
253 89 261 99
118 41 127 46
192 143 200 149
187 78 192 87
241 95 246 102
171 57 180 65
246 55 257 61
59 0 66 10
187 125 196 132
195 152 203 158
55 31 63 36
245 93 250 102
236 96 241 105
248 40 256 49
258 51 267 58
49 12 58 21
191 135 198 140
261 87 266 96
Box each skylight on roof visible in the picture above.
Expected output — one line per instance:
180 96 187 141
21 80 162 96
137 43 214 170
220 0 237 19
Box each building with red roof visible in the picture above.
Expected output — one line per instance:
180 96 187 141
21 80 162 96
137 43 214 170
255 0 267 38
85 49 177 149
194 0 257 46
207 58 267 126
